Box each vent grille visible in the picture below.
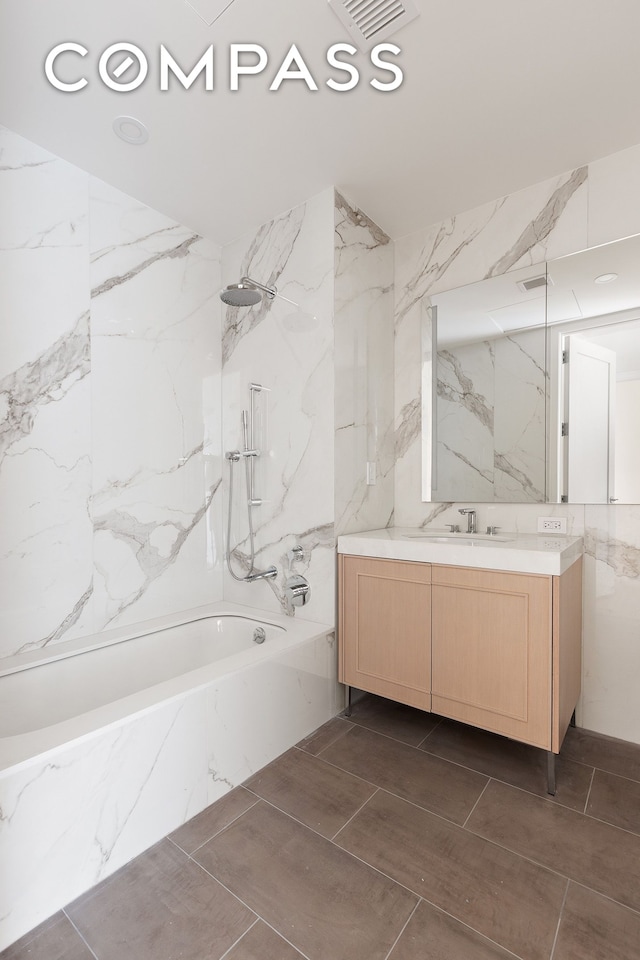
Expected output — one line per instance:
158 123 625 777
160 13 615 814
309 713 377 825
518 274 550 293
328 0 420 44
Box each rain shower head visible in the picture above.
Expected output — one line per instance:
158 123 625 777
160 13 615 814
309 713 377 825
220 276 277 307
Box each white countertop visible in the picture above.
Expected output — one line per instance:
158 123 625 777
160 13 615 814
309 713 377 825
337 527 584 576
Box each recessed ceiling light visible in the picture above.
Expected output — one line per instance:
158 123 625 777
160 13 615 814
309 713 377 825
594 272 618 284
112 116 149 145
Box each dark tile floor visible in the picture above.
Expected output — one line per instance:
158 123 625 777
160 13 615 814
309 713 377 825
4 695 640 960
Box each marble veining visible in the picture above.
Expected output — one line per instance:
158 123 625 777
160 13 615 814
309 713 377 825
91 233 202 299
487 167 588 277
438 348 494 431
394 397 421 461
584 528 640 579
0 310 90 463
26 583 95 654
335 190 391 249
94 479 221 627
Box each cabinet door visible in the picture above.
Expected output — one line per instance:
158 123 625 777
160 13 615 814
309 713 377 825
339 555 431 710
431 566 552 749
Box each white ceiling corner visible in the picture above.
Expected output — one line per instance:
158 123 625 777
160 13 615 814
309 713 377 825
183 0 237 27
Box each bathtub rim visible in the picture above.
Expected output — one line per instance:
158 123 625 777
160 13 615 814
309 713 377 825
1 602 295 679
0 601 334 776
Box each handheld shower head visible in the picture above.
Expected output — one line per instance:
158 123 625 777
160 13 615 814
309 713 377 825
220 276 277 307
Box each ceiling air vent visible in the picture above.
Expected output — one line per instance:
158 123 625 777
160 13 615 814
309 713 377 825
518 274 552 293
328 0 420 45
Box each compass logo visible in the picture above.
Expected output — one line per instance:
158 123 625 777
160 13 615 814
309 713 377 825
44 42 404 93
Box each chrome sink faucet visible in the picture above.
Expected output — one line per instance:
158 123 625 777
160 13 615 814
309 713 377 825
458 508 477 534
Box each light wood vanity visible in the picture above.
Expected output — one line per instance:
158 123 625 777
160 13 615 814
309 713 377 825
338 529 583 793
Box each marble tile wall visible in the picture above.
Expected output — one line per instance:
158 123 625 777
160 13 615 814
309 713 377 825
220 189 336 625
334 191 395 535
0 126 222 660
394 143 640 744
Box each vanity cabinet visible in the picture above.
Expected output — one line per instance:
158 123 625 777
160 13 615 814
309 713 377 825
339 555 582 755
338 555 431 711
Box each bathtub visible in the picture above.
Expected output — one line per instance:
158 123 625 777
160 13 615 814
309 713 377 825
0 601 338 951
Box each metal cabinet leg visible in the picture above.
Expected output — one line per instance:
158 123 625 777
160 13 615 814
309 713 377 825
344 685 352 718
547 751 556 796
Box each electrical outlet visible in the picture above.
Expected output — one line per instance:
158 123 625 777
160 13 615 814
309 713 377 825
537 517 567 534
366 461 377 485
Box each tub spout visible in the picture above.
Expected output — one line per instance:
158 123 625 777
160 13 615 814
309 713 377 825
243 566 278 583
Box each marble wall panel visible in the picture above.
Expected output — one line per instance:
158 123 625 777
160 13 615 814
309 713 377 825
334 191 394 535
0 127 223 658
0 128 93 657
89 181 223 630
221 189 335 624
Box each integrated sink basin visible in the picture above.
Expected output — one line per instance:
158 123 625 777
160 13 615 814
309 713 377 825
402 532 514 544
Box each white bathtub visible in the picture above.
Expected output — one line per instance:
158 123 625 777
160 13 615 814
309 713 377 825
0 601 338 951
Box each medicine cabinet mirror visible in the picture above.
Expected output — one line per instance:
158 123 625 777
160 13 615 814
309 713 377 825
421 232 640 504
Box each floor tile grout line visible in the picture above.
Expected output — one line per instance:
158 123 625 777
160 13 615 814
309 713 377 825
217 917 261 960
249 742 637 844
464 815 640 916
292 743 393 793
241 788 380 848
325 715 590 814
169 793 261 857
331 787 379 843
299 715 353 751
342 706 640 802
461 776 492 829
568 878 640 920
345 709 640 789
205 793 434 920
475 773 640 841
382 897 421 960
61 909 100 960
247 785 581 917
251 918 312 960
548 879 570 960
415 715 445 749
336 716 449 753
187 846 312 960
415 899 529 960
588 763 640 786
359 784 611 901
582 766 596 815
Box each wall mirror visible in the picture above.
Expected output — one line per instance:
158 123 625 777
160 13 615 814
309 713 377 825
421 232 640 504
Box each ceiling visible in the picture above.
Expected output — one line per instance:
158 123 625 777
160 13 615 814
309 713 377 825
2 0 640 246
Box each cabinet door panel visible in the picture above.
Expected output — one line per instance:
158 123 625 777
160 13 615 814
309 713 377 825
340 556 431 710
431 566 552 749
